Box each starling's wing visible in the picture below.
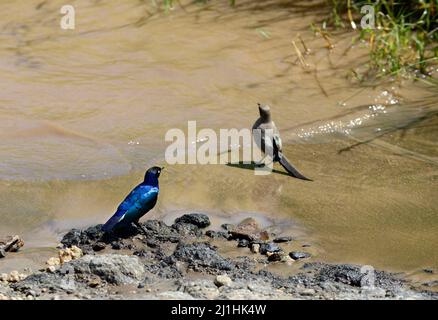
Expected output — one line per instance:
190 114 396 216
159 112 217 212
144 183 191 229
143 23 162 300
102 184 149 232
122 187 159 224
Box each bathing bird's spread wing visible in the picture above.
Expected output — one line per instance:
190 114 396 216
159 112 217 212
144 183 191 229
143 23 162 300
103 184 159 232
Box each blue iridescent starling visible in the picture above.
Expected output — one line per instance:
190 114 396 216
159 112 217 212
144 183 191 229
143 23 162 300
102 166 162 232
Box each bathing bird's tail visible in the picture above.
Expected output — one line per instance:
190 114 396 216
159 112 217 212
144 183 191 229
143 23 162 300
278 153 312 181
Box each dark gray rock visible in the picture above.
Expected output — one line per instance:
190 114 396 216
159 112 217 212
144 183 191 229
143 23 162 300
309 263 405 290
175 213 211 228
221 223 235 231
172 242 234 272
61 225 104 248
111 241 123 250
289 251 311 260
205 230 230 239
237 239 249 247
273 236 293 243
267 252 283 262
12 272 77 296
92 242 106 252
141 220 180 243
260 243 281 255
171 222 203 237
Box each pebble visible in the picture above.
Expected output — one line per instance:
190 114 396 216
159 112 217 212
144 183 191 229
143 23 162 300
59 245 83 264
259 243 281 255
111 242 123 250
47 265 57 273
88 277 101 288
289 251 311 260
273 236 293 243
7 270 26 283
250 243 260 254
267 252 283 262
46 257 61 267
92 242 106 252
214 275 233 287
221 224 235 231
300 288 316 296
0 248 6 258
237 239 249 247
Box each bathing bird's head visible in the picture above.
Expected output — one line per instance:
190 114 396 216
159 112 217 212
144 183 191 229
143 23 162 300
144 166 163 185
257 103 271 122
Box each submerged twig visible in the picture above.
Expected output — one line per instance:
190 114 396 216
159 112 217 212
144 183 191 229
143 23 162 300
291 40 309 69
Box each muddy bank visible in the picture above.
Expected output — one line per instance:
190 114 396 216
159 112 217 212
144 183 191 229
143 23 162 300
0 213 436 300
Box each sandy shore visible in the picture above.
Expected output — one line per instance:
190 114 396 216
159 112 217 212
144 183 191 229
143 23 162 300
1 213 437 300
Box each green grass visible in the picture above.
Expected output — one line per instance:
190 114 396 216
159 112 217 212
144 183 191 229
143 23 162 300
158 0 437 80
325 0 438 79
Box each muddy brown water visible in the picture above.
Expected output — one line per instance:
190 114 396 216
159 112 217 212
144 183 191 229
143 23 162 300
0 0 437 286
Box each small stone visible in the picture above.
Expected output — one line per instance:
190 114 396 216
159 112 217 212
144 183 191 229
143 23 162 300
146 240 159 248
300 288 316 296
237 239 249 247
214 275 232 287
230 218 262 241
8 271 20 283
302 244 311 248
221 224 235 232
111 241 123 250
92 242 106 252
59 246 83 264
46 265 57 273
280 254 293 263
88 277 102 288
267 252 282 262
175 213 211 228
250 243 260 254
172 222 202 237
260 243 281 255
423 268 434 274
289 251 311 260
69 246 83 259
273 236 293 243
46 257 61 267
0 248 6 258
205 230 230 239
0 235 24 252
0 273 8 282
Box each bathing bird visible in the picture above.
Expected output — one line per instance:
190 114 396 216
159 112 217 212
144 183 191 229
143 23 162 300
102 166 163 232
252 103 312 181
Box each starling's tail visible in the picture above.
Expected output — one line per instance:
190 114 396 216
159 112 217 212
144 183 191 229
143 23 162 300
278 154 313 181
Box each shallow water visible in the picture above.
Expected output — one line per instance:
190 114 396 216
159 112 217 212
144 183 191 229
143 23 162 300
0 0 437 281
